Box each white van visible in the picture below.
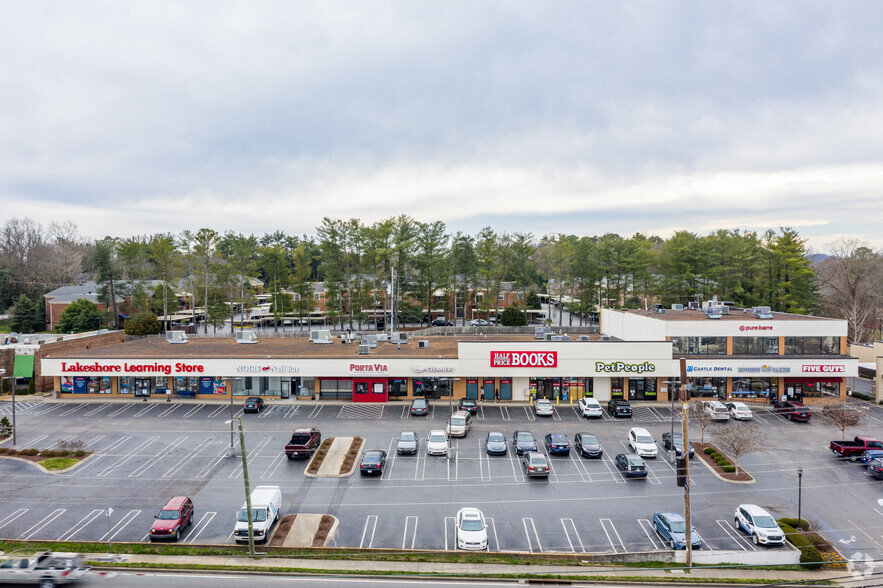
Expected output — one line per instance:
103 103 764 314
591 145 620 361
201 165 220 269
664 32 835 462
234 485 282 543
703 400 730 421
447 411 472 438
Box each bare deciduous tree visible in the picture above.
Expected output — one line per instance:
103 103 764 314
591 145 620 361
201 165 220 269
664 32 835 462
713 423 768 475
815 239 883 343
689 401 717 443
817 403 868 441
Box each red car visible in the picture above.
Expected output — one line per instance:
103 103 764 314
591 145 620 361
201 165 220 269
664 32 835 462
149 496 193 541
774 401 812 422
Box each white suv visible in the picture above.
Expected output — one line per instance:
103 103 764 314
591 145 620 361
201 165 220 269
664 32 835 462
628 427 658 458
578 397 603 418
702 400 730 421
734 504 785 546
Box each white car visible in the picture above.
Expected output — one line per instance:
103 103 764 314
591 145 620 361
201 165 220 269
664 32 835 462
468 319 489 326
535 399 554 416
578 397 603 418
427 430 449 456
726 401 754 420
628 427 658 458
734 504 786 546
701 400 730 421
455 507 488 550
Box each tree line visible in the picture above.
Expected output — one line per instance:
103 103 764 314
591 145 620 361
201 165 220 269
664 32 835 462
1 216 880 341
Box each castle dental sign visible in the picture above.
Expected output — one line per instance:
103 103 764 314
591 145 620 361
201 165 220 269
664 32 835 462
490 351 557 368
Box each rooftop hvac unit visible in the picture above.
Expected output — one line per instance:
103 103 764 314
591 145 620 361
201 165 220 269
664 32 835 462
751 306 773 319
534 326 552 339
599 334 613 341
550 335 570 341
309 330 333 344
704 307 724 320
358 344 371 355
543 332 554 341
578 335 592 341
166 330 189 344
671 304 684 311
391 332 408 344
687 301 700 310
235 331 258 344
418 340 429 349
376 332 390 342
361 334 378 348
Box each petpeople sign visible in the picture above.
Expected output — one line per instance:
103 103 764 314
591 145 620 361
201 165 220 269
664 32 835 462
490 351 558 368
595 361 655 374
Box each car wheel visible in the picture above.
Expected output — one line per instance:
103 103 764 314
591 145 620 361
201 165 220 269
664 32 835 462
734 518 741 532
40 579 55 588
850 454 858 463
174 529 180 541
753 533 760 545
651 521 657 532
671 539 676 550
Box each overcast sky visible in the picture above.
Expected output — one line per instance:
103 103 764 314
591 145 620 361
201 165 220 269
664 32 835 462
2 2 881 252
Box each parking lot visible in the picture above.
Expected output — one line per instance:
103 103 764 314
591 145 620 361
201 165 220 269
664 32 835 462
0 398 881 558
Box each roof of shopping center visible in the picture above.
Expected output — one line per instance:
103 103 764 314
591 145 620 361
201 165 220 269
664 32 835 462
609 308 833 322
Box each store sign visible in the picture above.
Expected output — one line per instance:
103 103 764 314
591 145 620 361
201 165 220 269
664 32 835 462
350 363 389 374
802 365 846 373
490 351 557 368
738 325 773 332
595 361 655 374
737 365 790 374
411 366 455 373
60 361 205 375
687 366 733 373
235 364 300 373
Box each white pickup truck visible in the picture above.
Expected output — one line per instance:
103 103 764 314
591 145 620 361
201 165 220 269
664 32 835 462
0 551 90 587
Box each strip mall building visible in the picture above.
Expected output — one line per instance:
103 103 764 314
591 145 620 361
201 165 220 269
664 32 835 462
41 306 857 405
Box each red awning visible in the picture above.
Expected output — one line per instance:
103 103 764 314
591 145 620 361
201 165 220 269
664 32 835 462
784 377 843 383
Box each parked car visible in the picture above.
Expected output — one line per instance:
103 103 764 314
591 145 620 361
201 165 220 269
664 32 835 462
427 430 449 456
774 401 812 422
734 504 786 546
607 398 632 418
868 458 883 479
458 398 478 414
243 397 264 413
628 427 658 458
726 401 754 420
860 449 883 464
573 432 603 458
544 433 571 455
512 431 538 455
359 450 387 475
410 397 430 416
284 427 322 459
699 400 730 421
447 410 472 437
652 511 701 550
485 431 508 455
615 453 648 477
535 399 554 417
468 319 489 326
431 317 454 327
661 432 694 459
830 436 883 462
455 507 488 550
578 397 603 418
149 496 194 541
521 451 550 477
396 431 418 455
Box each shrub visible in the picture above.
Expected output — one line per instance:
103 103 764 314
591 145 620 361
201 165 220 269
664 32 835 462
23 448 39 456
0 447 8 454
74 450 85 457
799 545 823 570
40 450 59 458
721 465 736 473
710 452 722 459
59 450 70 457
0 416 11 437
703 446 716 455
779 517 807 530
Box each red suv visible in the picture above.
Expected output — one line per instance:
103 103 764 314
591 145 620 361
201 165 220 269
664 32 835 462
774 401 812 422
149 496 194 541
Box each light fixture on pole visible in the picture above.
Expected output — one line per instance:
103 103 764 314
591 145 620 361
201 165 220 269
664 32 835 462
797 467 804 527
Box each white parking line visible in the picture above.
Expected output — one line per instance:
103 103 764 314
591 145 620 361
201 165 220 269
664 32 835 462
523 406 536 421
197 444 231 478
695 530 711 550
716 519 752 551
24 434 49 448
402 515 418 550
638 518 662 550
600 454 626 484
20 509 66 540
500 406 510 420
228 437 272 478
163 438 213 478
58 509 105 541
258 405 277 419
544 450 560 483
509 449 525 482
59 405 85 417
107 404 132 418
522 518 542 553
360 515 378 548
29 404 63 417
99 509 141 542
600 518 626 553
308 406 323 418
476 406 485 420
444 516 454 550
448 439 458 481
382 438 397 480
205 405 225 418
85 435 106 448
568 451 592 482
100 435 132 453
487 517 499 552
158 404 182 418
129 436 188 478
283 406 300 419
261 454 286 479
561 518 585 552
97 436 160 478
0 509 29 531
479 439 491 482
83 404 111 417
186 511 217 543
133 404 159 418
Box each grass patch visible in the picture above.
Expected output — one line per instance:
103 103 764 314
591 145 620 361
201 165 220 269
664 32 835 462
39 457 80 471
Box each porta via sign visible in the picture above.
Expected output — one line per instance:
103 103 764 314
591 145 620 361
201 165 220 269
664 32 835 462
350 363 389 373
490 351 557 368
802 365 846 373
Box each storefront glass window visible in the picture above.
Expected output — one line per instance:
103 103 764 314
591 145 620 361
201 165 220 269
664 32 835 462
388 379 408 397
175 377 199 393
319 379 353 400
154 377 168 392
413 377 452 398
671 337 726 355
785 336 840 355
732 337 779 355
611 377 623 398
298 377 315 397
731 377 778 402
689 377 725 399
119 376 132 394
787 380 839 398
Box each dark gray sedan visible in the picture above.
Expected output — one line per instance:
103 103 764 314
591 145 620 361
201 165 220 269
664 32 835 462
662 432 694 458
485 431 508 455
396 431 418 455
573 432 603 458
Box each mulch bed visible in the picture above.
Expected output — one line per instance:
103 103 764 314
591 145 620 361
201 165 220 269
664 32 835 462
312 515 335 547
692 442 754 482
0 449 93 465
269 514 297 547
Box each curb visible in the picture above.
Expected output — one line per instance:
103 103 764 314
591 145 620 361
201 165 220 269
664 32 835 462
0 452 97 475
304 438 364 478
693 452 755 485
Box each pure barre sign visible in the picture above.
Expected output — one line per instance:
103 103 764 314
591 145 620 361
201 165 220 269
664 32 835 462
490 351 557 368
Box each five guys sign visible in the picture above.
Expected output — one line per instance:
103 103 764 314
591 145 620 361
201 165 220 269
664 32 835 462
490 351 557 368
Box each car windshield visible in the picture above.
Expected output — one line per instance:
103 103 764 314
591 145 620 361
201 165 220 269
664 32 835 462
399 433 416 442
450 417 466 426
753 515 777 528
669 520 686 533
637 435 654 443
516 433 533 442
429 433 446 443
157 509 180 520
238 508 267 523
460 519 484 532
581 435 598 443
488 433 505 443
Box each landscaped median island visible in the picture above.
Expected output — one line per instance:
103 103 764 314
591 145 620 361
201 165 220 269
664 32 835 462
269 514 338 547
778 518 848 570
0 439 93 473
693 443 755 483
306 437 364 477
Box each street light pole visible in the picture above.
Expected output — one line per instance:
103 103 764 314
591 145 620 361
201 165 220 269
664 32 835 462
797 467 804 528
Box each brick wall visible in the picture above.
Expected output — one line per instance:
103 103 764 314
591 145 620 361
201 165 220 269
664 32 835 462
34 332 127 392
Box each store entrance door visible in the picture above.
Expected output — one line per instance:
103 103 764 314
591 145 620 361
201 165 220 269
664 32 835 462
281 380 291 399
499 379 512 400
466 379 479 400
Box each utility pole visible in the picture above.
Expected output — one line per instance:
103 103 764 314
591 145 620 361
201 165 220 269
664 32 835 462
237 417 255 557
680 357 692 567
